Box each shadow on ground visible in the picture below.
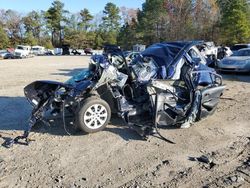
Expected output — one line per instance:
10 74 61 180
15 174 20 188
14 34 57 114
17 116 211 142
0 96 31 131
218 71 250 83
51 68 87 77
0 96 143 144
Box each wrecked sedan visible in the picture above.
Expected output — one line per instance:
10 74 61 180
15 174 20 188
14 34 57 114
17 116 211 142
5 41 225 147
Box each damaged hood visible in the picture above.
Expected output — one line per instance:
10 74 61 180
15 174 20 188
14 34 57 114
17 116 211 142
24 80 92 107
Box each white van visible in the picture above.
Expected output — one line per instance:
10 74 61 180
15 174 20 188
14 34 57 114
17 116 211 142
14 45 31 58
31 46 45 55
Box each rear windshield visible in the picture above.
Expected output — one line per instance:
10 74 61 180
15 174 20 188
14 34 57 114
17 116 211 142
231 45 248 51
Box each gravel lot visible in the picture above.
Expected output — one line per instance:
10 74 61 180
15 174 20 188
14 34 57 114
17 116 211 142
0 56 249 188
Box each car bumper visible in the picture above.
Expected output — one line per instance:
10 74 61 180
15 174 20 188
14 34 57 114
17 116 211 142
217 63 250 72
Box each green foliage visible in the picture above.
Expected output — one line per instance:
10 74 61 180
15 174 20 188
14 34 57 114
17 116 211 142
64 29 87 48
102 2 121 32
40 37 53 49
98 2 121 45
23 31 38 46
117 18 140 49
45 0 69 46
0 26 9 49
79 8 94 30
102 31 117 44
63 9 94 48
2 9 23 46
1 0 250 50
22 11 42 39
217 0 250 45
136 0 167 44
93 32 104 49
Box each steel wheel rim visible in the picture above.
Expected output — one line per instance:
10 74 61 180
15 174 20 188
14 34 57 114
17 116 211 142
83 104 108 129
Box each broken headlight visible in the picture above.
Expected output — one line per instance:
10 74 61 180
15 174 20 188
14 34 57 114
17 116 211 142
54 87 66 102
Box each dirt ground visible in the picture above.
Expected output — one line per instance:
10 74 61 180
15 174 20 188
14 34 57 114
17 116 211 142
0 56 249 188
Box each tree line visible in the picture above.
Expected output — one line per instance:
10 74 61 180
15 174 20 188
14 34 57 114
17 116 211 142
0 0 250 50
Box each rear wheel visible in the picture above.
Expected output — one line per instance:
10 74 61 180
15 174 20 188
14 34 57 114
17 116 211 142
76 97 111 133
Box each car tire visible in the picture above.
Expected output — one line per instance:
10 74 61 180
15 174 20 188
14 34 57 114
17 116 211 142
75 97 111 133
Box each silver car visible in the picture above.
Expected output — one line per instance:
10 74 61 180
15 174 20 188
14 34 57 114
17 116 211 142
217 48 250 72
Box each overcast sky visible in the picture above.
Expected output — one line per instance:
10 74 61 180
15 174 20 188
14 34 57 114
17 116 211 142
0 0 145 14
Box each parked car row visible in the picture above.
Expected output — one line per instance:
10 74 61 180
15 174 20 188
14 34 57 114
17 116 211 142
0 46 98 60
46 48 95 56
1 45 37 60
0 50 15 59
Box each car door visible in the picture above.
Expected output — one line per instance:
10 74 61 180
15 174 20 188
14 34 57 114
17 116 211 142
199 84 225 118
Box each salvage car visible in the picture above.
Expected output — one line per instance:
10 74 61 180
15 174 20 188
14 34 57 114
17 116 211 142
4 41 225 147
217 48 250 72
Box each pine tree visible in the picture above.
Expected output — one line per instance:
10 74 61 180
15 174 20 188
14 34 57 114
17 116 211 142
217 0 250 44
0 26 9 49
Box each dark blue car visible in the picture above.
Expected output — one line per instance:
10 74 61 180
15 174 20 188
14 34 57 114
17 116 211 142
4 41 225 147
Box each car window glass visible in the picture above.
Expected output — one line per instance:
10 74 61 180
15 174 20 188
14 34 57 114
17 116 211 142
17 46 24 50
243 50 250 56
188 47 206 65
238 50 250 56
188 49 200 59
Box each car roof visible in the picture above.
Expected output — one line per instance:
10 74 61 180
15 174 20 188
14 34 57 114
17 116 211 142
141 41 203 67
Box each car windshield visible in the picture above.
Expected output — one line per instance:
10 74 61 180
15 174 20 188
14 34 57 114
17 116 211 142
17 46 25 50
233 50 250 56
65 69 91 86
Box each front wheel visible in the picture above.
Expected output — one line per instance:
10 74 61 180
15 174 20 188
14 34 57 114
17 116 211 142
75 97 111 133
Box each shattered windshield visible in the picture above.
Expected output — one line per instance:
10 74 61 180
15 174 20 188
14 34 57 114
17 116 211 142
65 69 91 86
